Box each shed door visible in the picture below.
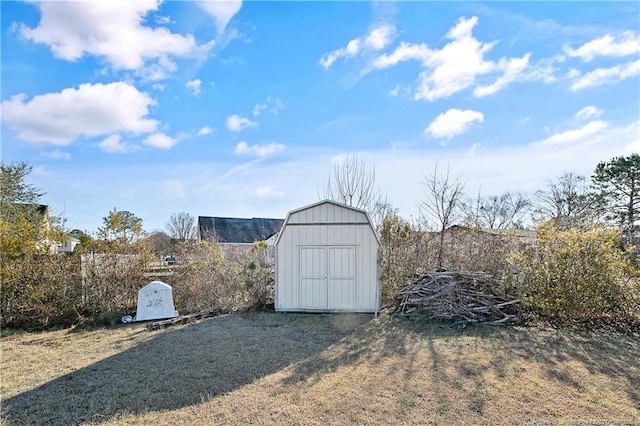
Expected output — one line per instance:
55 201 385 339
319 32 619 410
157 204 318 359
300 247 327 309
300 246 355 310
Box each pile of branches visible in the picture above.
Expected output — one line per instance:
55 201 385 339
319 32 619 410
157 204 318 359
396 270 520 326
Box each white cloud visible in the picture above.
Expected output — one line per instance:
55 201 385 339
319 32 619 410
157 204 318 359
197 0 242 34
31 166 51 177
535 120 609 146
566 68 581 79
1 82 158 145
574 106 603 121
252 102 267 117
252 186 284 198
136 56 179 81
425 109 484 140
18 1 206 79
570 59 640 91
320 40 360 69
226 114 257 132
320 24 395 69
98 134 138 153
185 78 202 95
197 126 215 136
415 17 498 101
143 132 178 149
155 15 173 25
41 149 71 160
373 41 432 69
234 141 284 158
364 24 395 50
473 53 531 97
624 121 640 155
388 85 401 96
564 31 640 62
373 41 430 69
373 17 536 101
252 96 285 117
162 180 186 200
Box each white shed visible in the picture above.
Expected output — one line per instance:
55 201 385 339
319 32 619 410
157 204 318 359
275 200 380 313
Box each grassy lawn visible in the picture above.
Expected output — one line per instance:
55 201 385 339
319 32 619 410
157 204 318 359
1 312 638 425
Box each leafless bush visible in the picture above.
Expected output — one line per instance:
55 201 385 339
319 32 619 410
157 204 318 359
379 214 528 311
439 227 519 279
1 254 83 328
236 241 275 309
167 240 242 313
379 214 436 307
79 250 149 324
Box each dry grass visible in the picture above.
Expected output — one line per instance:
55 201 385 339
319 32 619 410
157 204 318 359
1 313 638 425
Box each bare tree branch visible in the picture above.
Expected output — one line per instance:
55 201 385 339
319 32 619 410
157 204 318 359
320 154 389 229
419 163 465 268
534 172 601 230
165 212 196 240
462 192 531 229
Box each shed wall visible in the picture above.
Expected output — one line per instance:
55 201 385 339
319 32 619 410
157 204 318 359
287 202 369 224
276 202 379 313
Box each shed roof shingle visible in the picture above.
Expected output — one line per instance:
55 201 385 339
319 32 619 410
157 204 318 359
198 216 284 243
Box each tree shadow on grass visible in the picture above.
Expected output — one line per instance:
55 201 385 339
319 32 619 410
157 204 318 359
496 326 640 406
280 317 640 420
2 312 372 426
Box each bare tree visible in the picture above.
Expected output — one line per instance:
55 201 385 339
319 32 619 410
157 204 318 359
462 192 531 229
420 164 465 269
145 231 173 256
321 154 389 229
534 172 600 229
165 212 196 240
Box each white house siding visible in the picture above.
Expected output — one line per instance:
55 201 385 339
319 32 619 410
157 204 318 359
275 200 380 313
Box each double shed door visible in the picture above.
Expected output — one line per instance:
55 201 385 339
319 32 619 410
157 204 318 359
299 245 356 310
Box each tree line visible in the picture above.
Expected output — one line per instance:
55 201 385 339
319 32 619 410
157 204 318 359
1 154 639 330
323 153 640 239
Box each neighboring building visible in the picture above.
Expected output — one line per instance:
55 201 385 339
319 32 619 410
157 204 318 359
197 216 284 261
275 200 381 314
57 236 81 253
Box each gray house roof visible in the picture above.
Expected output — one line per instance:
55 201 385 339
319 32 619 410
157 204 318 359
198 216 284 244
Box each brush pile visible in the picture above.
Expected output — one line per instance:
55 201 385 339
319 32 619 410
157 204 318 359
396 270 520 325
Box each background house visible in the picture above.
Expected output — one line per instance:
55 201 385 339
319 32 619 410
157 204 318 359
8 203 58 253
197 216 284 261
57 236 81 253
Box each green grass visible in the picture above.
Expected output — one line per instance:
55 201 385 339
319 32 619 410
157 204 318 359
1 312 638 425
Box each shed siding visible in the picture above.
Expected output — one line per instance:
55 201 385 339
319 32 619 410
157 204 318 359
276 201 379 313
287 202 369 224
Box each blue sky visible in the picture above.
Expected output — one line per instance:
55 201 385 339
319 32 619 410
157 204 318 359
1 1 639 233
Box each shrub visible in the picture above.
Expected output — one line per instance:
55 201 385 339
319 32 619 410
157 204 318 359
1 253 82 329
379 214 434 307
236 241 275 309
509 222 640 328
441 227 518 278
379 216 520 308
79 249 149 323
168 240 241 313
